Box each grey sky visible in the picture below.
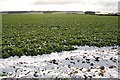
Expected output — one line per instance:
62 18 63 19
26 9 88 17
0 0 119 12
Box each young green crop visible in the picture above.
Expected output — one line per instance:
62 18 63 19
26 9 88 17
2 14 118 58
0 73 7 77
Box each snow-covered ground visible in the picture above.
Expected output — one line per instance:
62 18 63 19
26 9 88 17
0 46 119 78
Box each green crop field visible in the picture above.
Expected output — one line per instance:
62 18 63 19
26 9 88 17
2 14 118 58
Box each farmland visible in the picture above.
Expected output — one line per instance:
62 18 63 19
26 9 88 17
2 14 118 58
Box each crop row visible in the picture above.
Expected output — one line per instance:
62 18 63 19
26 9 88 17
2 14 118 58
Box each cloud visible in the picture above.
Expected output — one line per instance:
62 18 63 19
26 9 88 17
34 2 79 5
95 1 118 12
119 1 120 12
33 0 119 12
34 0 81 5
0 0 119 12
34 0 119 5
94 1 118 6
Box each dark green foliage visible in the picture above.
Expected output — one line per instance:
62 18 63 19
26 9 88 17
2 14 118 58
2 52 10 58
0 74 7 77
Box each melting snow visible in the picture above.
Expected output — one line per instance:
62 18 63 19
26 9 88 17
0 46 119 78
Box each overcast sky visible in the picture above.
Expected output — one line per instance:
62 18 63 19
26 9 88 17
0 0 119 12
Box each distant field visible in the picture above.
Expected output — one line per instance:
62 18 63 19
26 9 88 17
2 14 118 58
